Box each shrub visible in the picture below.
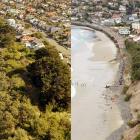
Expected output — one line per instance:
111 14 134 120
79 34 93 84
135 134 140 140
127 120 138 128
27 55 70 111
122 85 129 94
124 94 132 101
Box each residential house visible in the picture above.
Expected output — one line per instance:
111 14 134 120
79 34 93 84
132 21 140 33
28 39 45 50
21 36 45 50
133 36 140 42
7 8 19 16
112 14 122 24
7 19 16 27
15 24 24 32
21 30 33 36
128 16 135 21
119 5 126 13
50 27 61 33
132 21 140 30
118 28 130 35
101 19 115 26
21 36 35 42
0 10 5 15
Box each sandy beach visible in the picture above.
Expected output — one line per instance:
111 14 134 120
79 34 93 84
71 26 129 140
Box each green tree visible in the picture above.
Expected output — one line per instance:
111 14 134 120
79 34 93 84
27 56 70 111
0 18 71 140
0 20 16 48
27 48 70 111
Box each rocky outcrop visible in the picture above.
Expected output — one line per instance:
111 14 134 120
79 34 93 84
123 124 140 140
129 82 140 120
123 82 140 140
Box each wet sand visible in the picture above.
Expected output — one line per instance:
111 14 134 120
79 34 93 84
71 26 125 140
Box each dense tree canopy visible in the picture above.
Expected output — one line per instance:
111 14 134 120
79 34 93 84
0 92 70 140
27 48 70 111
0 18 16 48
0 18 71 140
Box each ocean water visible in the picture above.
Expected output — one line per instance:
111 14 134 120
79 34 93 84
71 26 96 97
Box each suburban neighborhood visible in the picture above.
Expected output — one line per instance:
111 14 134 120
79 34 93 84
0 0 71 63
72 0 140 42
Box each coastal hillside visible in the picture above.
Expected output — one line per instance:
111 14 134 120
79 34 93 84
0 18 70 140
123 40 140 140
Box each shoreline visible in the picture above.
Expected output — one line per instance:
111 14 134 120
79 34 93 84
72 21 125 49
72 23 131 140
72 27 122 140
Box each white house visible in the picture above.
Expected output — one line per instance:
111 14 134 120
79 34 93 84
0 10 6 15
133 36 140 42
119 5 126 12
2 0 8 2
101 19 115 26
112 14 122 23
7 9 19 16
114 17 122 24
7 19 16 27
24 39 45 50
129 16 135 21
16 0 23 2
132 22 140 30
119 28 130 35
